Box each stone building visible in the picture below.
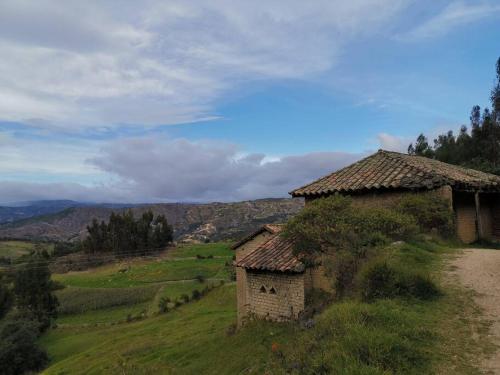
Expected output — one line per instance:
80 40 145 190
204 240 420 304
291 149 500 244
234 149 500 324
233 224 331 325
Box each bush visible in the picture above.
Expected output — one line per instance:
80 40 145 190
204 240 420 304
397 193 455 237
195 274 206 283
158 297 170 313
191 289 201 300
0 319 48 375
284 195 418 296
0 282 13 320
359 260 440 301
180 293 190 303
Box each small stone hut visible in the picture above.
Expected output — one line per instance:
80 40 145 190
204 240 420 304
233 224 331 326
291 149 500 244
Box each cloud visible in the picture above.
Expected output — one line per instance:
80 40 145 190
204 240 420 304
0 0 408 129
377 133 412 153
89 137 364 202
0 136 364 203
400 1 500 41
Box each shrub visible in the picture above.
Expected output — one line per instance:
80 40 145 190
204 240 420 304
397 193 455 237
0 319 48 375
284 195 418 296
0 282 13 320
195 274 206 283
158 297 170 313
191 289 201 300
359 260 440 301
180 293 190 303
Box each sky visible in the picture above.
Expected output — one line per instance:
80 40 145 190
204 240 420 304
0 0 499 204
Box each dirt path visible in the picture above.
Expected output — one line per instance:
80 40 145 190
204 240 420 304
452 249 500 373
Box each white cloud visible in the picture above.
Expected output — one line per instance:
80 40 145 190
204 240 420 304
88 136 364 202
377 133 412 153
0 136 364 203
0 0 409 129
400 1 500 41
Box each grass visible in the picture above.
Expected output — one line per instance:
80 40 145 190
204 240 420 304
167 242 233 258
56 302 151 325
56 285 162 314
0 240 38 259
49 243 233 328
39 240 495 374
53 256 229 288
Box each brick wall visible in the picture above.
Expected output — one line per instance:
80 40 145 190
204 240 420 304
246 270 305 321
234 231 276 326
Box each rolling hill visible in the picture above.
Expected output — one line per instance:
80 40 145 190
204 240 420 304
0 198 304 242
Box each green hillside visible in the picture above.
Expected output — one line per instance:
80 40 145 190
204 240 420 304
39 241 491 374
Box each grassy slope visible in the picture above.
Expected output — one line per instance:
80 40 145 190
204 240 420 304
40 241 493 374
53 243 232 325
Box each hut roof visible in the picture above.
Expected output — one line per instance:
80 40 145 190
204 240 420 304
290 149 500 198
235 233 304 273
231 224 284 250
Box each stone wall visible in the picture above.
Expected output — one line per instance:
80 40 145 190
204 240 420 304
246 270 305 321
234 231 275 326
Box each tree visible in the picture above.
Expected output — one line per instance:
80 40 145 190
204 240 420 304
408 57 500 174
283 195 417 294
0 320 48 375
408 134 434 158
491 57 500 121
0 280 13 320
13 256 58 332
82 210 173 256
151 214 173 250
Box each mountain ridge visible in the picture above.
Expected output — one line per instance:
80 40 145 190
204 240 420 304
0 198 304 243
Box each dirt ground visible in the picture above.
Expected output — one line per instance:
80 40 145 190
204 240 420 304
452 249 500 374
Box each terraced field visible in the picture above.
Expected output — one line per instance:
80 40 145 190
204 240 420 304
53 242 233 325
0 240 53 260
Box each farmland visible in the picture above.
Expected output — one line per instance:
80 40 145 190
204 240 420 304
52 242 233 326
39 240 494 374
0 240 53 260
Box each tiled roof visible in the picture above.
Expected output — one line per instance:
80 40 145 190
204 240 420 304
231 224 284 250
235 233 304 273
290 150 500 197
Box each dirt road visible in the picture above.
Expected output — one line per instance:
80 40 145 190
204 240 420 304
452 249 500 373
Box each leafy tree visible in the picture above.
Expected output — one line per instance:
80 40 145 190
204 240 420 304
14 256 58 332
0 319 48 375
491 57 500 121
283 195 417 294
82 210 173 257
408 134 434 157
0 281 13 320
408 57 500 174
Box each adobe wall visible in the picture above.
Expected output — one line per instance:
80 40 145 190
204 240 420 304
454 193 477 244
234 231 275 326
246 270 305 321
304 265 334 294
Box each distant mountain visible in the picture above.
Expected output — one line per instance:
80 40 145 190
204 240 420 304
0 198 304 243
0 200 135 224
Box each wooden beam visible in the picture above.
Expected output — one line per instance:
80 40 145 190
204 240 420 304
475 192 483 240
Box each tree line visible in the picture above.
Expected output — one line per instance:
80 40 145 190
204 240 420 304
408 57 500 174
0 254 59 374
82 210 173 256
